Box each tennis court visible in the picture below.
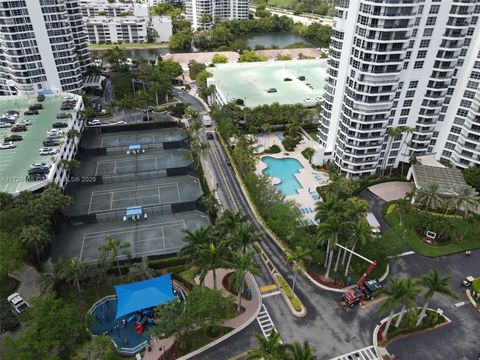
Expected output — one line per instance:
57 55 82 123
65 176 202 216
81 128 185 149
88 183 181 213
51 211 209 261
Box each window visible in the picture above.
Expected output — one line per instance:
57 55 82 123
423 28 433 37
399 117 407 125
403 99 413 107
417 50 427 59
405 51 412 59
415 17 421 26
403 62 409 69
406 90 415 98
442 151 452 157
420 39 430 48
401 109 410 116
426 17 436 26
408 40 415 49
409 81 418 88
414 61 424 69
429 5 440 14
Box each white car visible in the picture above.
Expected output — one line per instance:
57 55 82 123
88 119 101 126
17 120 31 126
39 147 58 155
31 162 50 169
114 121 127 125
0 142 16 149
7 293 29 314
64 95 76 101
0 122 12 128
47 129 64 137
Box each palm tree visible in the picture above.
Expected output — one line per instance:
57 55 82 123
286 341 316 360
344 220 371 277
381 127 403 176
180 226 212 265
393 278 420 328
314 193 345 222
345 197 369 221
231 222 257 254
378 278 414 338
62 257 87 293
98 236 131 276
317 215 347 279
302 147 315 164
286 246 312 292
414 182 445 210
66 129 81 139
201 192 221 217
261 123 272 148
217 210 248 234
19 225 50 264
38 257 65 294
416 269 455 326
451 185 480 217
59 159 81 171
247 331 286 360
287 119 302 137
228 251 260 311
195 241 230 290
398 126 415 176
149 81 162 106
128 256 156 280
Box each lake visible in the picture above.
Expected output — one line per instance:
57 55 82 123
96 32 317 61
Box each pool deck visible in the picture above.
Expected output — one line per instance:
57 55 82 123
256 132 329 224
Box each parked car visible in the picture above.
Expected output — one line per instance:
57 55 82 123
17 120 31 126
28 167 49 175
462 276 476 287
39 147 58 155
26 173 46 181
43 139 60 147
266 88 277 93
47 128 63 136
52 122 68 128
56 113 70 119
0 122 12 128
4 135 23 142
0 142 16 149
11 124 27 132
29 103 43 111
7 293 29 314
4 110 19 116
24 110 39 116
31 162 49 169
88 119 101 126
37 94 45 102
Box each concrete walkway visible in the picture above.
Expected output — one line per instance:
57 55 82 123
142 337 175 360
9 265 41 302
202 269 260 329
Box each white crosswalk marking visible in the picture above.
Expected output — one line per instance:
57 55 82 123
330 345 379 360
256 304 280 341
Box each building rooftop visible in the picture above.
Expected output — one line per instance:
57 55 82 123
208 59 328 107
0 95 78 193
410 164 467 194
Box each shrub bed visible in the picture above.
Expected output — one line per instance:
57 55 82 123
265 144 281 154
276 273 302 312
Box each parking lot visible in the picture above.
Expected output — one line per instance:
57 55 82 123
0 96 75 193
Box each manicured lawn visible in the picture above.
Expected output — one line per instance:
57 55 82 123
308 131 318 140
89 43 169 50
384 210 480 257
266 0 294 9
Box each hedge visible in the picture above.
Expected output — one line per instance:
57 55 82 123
276 274 302 312
265 144 281 154
473 278 480 293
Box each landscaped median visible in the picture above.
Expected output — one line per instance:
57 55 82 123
383 201 480 257
255 242 307 317
466 278 480 311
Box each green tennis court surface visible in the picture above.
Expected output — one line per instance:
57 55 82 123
209 59 328 107
0 96 74 193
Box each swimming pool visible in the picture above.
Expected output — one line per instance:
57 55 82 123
262 156 303 196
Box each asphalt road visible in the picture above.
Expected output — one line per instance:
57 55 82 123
176 93 480 360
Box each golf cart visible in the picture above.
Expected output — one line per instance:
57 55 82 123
462 276 476 287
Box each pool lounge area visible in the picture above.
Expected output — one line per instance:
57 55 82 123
256 132 330 224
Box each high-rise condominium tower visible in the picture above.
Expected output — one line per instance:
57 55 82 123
0 0 91 96
318 0 480 178
185 0 249 30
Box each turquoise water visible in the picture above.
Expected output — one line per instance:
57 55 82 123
262 156 303 196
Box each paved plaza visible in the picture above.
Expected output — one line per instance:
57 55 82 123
368 181 415 202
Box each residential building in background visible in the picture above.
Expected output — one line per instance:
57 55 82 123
318 0 480 177
0 0 91 96
185 0 249 30
80 0 173 44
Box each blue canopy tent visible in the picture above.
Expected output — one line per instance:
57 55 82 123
114 274 174 320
